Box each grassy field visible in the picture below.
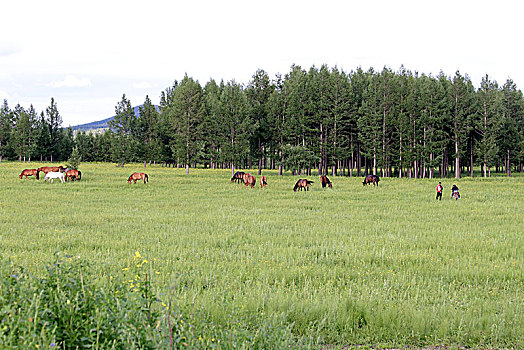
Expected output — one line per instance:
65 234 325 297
0 162 523 349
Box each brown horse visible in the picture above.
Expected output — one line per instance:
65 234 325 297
37 166 64 175
320 175 332 188
128 172 149 184
19 169 40 180
293 179 314 192
260 175 267 188
65 169 82 181
242 173 251 185
362 174 380 186
245 175 256 188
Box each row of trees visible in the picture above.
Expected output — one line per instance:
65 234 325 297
0 98 74 163
2 65 524 178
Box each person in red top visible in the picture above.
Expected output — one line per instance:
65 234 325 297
436 182 443 200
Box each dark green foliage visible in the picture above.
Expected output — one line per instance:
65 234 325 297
0 255 306 349
0 256 161 349
65 146 82 169
3 65 524 177
108 94 137 167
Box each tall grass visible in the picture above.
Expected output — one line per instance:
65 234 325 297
0 162 522 348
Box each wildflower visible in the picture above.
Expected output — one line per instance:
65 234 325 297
122 268 129 271
50 343 56 347
134 251 142 259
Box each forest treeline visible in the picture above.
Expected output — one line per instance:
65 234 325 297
1 65 523 178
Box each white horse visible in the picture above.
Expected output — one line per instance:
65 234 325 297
44 171 65 183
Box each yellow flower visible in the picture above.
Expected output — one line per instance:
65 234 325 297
122 268 129 271
134 251 142 259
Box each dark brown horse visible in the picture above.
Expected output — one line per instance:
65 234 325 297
362 174 380 186
231 171 245 183
65 169 82 181
128 172 148 184
37 166 64 175
245 175 256 188
19 169 39 180
293 179 314 192
260 175 267 188
320 175 332 188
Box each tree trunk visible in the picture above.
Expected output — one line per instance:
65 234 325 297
455 139 460 179
507 149 511 177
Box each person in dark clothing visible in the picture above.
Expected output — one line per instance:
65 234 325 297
436 182 443 200
451 184 460 199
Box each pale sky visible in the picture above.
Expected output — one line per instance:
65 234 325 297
1 0 522 126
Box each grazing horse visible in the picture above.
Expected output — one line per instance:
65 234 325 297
293 179 314 192
65 169 82 181
44 171 65 183
128 172 148 184
320 175 332 188
245 175 256 188
362 174 380 186
260 175 267 188
19 169 40 180
242 173 251 185
231 171 245 183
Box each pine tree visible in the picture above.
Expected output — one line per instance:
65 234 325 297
499 79 524 176
108 94 136 167
246 69 273 175
476 75 501 177
137 95 162 164
218 80 251 175
0 100 14 161
45 97 62 162
66 146 82 169
165 75 203 174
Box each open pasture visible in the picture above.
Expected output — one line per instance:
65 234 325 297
1 162 523 348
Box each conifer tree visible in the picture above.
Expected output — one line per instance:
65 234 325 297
108 94 136 167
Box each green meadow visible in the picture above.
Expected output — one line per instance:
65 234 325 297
0 162 523 349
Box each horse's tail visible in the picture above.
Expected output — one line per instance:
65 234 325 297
77 170 82 180
36 170 39 180
145 174 149 183
307 180 314 185
293 179 300 192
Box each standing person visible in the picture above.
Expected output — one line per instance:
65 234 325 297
451 184 460 199
436 182 443 200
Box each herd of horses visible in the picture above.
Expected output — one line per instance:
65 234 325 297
18 166 148 185
19 166 81 182
232 171 380 191
19 165 381 189
230 171 266 189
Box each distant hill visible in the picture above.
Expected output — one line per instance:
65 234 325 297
72 105 159 133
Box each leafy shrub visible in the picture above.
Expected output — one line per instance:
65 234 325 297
0 253 304 349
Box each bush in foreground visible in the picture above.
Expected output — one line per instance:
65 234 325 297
0 254 301 349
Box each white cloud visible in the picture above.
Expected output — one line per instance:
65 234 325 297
48 75 91 88
133 81 151 89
